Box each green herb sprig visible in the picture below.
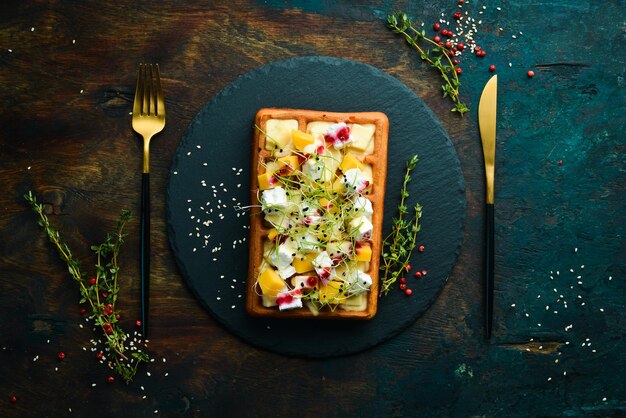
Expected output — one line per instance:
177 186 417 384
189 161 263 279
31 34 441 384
25 191 149 383
387 12 469 115
380 155 423 295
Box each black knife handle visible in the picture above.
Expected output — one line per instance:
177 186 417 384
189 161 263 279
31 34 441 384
140 172 150 338
485 203 495 340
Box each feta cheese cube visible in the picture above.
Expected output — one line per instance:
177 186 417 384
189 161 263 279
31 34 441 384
341 168 369 194
261 186 288 212
269 240 295 269
349 216 373 241
352 195 373 219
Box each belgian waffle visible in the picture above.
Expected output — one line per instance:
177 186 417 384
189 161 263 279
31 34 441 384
246 108 389 319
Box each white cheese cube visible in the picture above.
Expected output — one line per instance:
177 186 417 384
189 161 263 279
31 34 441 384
312 251 334 283
269 240 295 269
261 186 288 212
341 168 369 195
352 195 373 219
348 215 373 241
276 290 303 311
277 265 296 280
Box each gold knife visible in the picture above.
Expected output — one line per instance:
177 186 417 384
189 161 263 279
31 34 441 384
478 75 497 340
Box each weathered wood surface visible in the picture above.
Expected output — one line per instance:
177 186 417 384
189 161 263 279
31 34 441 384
0 0 624 416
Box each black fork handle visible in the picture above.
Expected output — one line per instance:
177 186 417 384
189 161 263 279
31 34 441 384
140 172 150 337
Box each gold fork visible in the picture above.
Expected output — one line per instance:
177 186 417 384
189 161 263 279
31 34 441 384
132 63 165 337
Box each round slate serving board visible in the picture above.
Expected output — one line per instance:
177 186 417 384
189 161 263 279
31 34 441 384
166 56 466 358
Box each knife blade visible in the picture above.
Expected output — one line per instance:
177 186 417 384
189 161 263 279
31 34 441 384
478 75 497 340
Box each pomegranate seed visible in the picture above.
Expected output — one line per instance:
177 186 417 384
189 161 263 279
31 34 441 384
9 395 17 404
489 64 496 72
433 23 441 31
414 271 422 279
96 352 103 360
57 351 65 360
455 67 463 75
422 270 428 276
135 320 142 327
434 35 441 43
400 277 406 284
418 245 425 252
107 376 115 384
89 277 96 285
557 160 563 166
452 59 460 65
405 289 413 296
457 43 465 51
453 12 462 20
399 283 407 290
527 70 535 77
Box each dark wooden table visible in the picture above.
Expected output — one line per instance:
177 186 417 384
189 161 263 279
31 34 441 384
1 1 624 416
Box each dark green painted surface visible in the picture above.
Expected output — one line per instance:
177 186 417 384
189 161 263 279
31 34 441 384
0 0 623 416
259 0 626 415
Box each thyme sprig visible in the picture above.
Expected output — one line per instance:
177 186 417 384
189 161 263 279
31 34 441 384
380 155 423 296
25 191 149 383
387 12 469 115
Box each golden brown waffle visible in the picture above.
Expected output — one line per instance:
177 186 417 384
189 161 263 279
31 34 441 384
246 108 389 319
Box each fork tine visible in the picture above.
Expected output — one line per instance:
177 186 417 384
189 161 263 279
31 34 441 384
149 64 157 116
143 64 151 116
133 64 143 116
155 64 165 117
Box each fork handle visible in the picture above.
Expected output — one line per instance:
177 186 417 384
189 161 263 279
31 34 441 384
140 172 150 337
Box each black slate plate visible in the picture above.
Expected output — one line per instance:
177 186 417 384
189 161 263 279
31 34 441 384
166 56 466 358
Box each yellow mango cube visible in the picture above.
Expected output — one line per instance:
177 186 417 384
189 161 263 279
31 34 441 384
276 155 299 175
291 130 316 151
339 153 364 173
354 244 372 262
293 254 315 273
267 228 278 241
331 177 345 194
258 267 286 298
317 280 345 304
257 172 276 190
319 197 339 214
